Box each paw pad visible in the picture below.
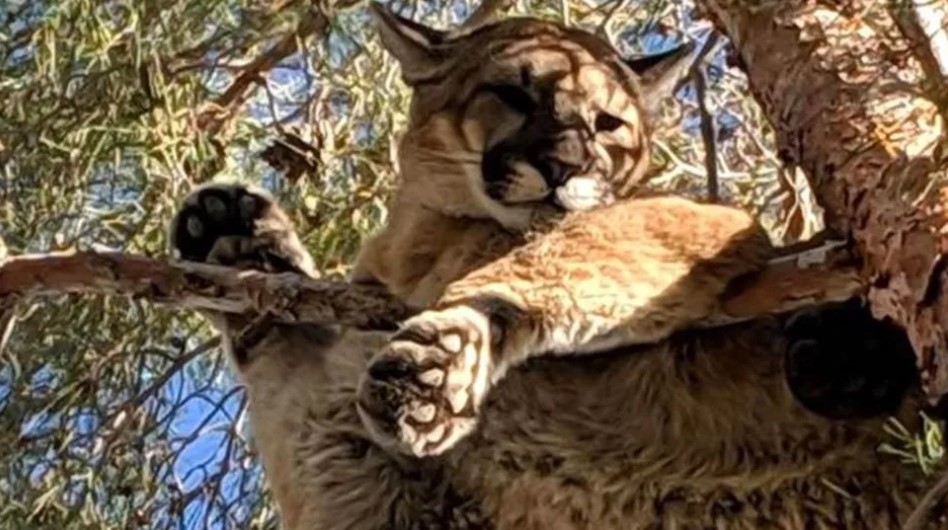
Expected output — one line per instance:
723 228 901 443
357 306 495 457
169 183 313 276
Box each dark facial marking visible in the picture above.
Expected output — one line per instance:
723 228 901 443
484 83 536 114
594 113 624 133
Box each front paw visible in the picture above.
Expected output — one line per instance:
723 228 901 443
169 183 314 276
357 306 495 457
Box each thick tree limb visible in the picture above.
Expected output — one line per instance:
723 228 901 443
0 252 410 330
0 246 864 333
699 0 948 397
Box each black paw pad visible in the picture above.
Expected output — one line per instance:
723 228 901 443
172 185 270 262
783 298 918 420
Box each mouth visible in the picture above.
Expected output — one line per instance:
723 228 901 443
482 155 613 212
552 176 615 211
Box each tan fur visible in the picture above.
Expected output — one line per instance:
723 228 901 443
168 183 940 530
350 12 682 307
436 196 773 353
166 7 942 530
351 10 774 457
358 195 775 457
226 313 937 530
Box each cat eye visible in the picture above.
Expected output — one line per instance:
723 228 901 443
486 83 537 114
594 113 624 133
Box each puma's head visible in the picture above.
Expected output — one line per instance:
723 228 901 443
372 4 694 228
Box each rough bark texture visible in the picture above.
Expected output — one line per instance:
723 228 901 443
0 247 864 335
700 0 948 397
0 252 410 329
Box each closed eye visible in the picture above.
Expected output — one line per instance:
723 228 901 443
594 113 624 133
485 83 537 114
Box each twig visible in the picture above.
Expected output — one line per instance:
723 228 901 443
197 9 330 134
596 0 628 37
0 247 865 333
904 464 948 530
889 0 948 125
689 32 723 203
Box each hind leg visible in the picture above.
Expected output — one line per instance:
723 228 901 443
783 298 918 420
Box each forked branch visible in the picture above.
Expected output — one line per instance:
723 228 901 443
197 8 329 134
0 244 864 333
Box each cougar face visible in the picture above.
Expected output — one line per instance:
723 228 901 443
373 5 693 228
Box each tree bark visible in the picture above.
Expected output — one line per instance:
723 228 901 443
0 252 410 330
0 246 864 335
700 0 948 398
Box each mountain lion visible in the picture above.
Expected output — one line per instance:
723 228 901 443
168 5 929 529
349 5 776 457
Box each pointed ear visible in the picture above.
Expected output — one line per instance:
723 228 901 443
369 3 449 84
624 42 697 119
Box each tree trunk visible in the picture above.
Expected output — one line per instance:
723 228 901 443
700 0 948 399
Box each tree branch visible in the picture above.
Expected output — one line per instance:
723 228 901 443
689 33 723 203
699 0 948 397
197 8 329 135
0 246 865 333
889 0 948 124
904 462 948 530
0 252 410 330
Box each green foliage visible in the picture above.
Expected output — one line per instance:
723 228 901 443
880 415 946 476
0 0 826 528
